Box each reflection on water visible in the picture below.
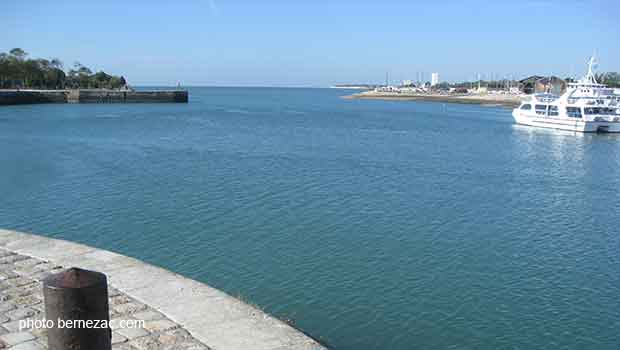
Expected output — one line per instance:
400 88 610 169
511 124 586 164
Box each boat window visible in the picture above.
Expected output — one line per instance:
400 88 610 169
548 106 559 116
566 107 582 118
535 104 547 116
520 104 532 110
584 107 614 115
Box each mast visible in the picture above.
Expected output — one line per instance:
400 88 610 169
586 55 598 84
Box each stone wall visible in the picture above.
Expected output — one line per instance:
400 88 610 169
0 91 67 106
0 90 188 106
75 90 188 103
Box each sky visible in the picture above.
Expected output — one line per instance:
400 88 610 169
2 0 619 87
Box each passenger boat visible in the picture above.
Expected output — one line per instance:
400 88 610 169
513 57 620 133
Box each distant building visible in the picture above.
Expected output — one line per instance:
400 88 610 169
519 76 566 95
431 73 439 87
402 80 413 87
476 86 488 94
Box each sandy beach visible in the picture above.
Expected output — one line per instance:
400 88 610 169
343 91 522 108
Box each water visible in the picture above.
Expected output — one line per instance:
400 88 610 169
1 87 619 349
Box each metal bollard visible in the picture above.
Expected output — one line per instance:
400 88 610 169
43 267 112 350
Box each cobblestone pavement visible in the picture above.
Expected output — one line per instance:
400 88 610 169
0 248 211 350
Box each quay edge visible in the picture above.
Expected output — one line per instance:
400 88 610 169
0 229 327 350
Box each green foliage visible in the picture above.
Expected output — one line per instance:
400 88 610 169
596 72 620 88
434 82 450 90
0 48 128 89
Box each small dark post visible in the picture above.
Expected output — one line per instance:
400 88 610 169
43 267 111 350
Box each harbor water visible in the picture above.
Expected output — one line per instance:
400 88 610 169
1 87 619 349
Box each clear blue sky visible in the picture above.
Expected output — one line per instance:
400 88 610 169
3 0 619 87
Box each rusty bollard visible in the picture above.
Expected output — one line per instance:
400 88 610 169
43 267 112 350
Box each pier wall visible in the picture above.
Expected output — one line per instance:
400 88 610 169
0 90 67 105
0 89 188 106
75 89 189 103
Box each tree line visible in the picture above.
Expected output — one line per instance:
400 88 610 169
0 48 127 90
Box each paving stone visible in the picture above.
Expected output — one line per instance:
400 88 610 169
10 340 45 350
7 277 37 288
29 268 63 281
30 303 45 314
0 302 16 313
13 259 42 269
5 307 38 321
34 334 47 348
158 328 193 344
129 336 162 350
132 309 165 321
112 331 128 345
0 270 19 280
0 251 15 258
2 287 30 300
10 294 42 308
174 342 210 350
110 294 132 306
29 262 56 273
0 282 12 296
143 319 179 333
113 301 147 315
0 331 35 346
116 325 149 340
110 316 136 330
112 344 134 350
0 255 29 264
1 319 23 332
108 287 122 297
30 325 47 338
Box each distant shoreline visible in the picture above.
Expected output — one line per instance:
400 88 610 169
343 91 521 108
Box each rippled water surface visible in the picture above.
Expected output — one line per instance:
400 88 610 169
1 87 619 349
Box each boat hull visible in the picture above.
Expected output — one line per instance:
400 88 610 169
512 110 620 133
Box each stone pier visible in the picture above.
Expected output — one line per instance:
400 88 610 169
0 230 326 350
0 89 188 106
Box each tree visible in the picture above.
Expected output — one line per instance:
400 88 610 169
90 71 113 88
50 58 63 70
0 50 126 89
108 76 122 89
598 72 620 88
69 62 93 88
0 53 9 88
9 48 27 61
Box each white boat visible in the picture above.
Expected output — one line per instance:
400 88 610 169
512 57 620 133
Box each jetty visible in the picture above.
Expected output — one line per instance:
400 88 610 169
0 89 188 106
0 229 327 350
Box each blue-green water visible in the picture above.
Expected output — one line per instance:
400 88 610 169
1 88 619 349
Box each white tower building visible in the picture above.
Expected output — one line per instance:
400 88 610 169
431 72 440 86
